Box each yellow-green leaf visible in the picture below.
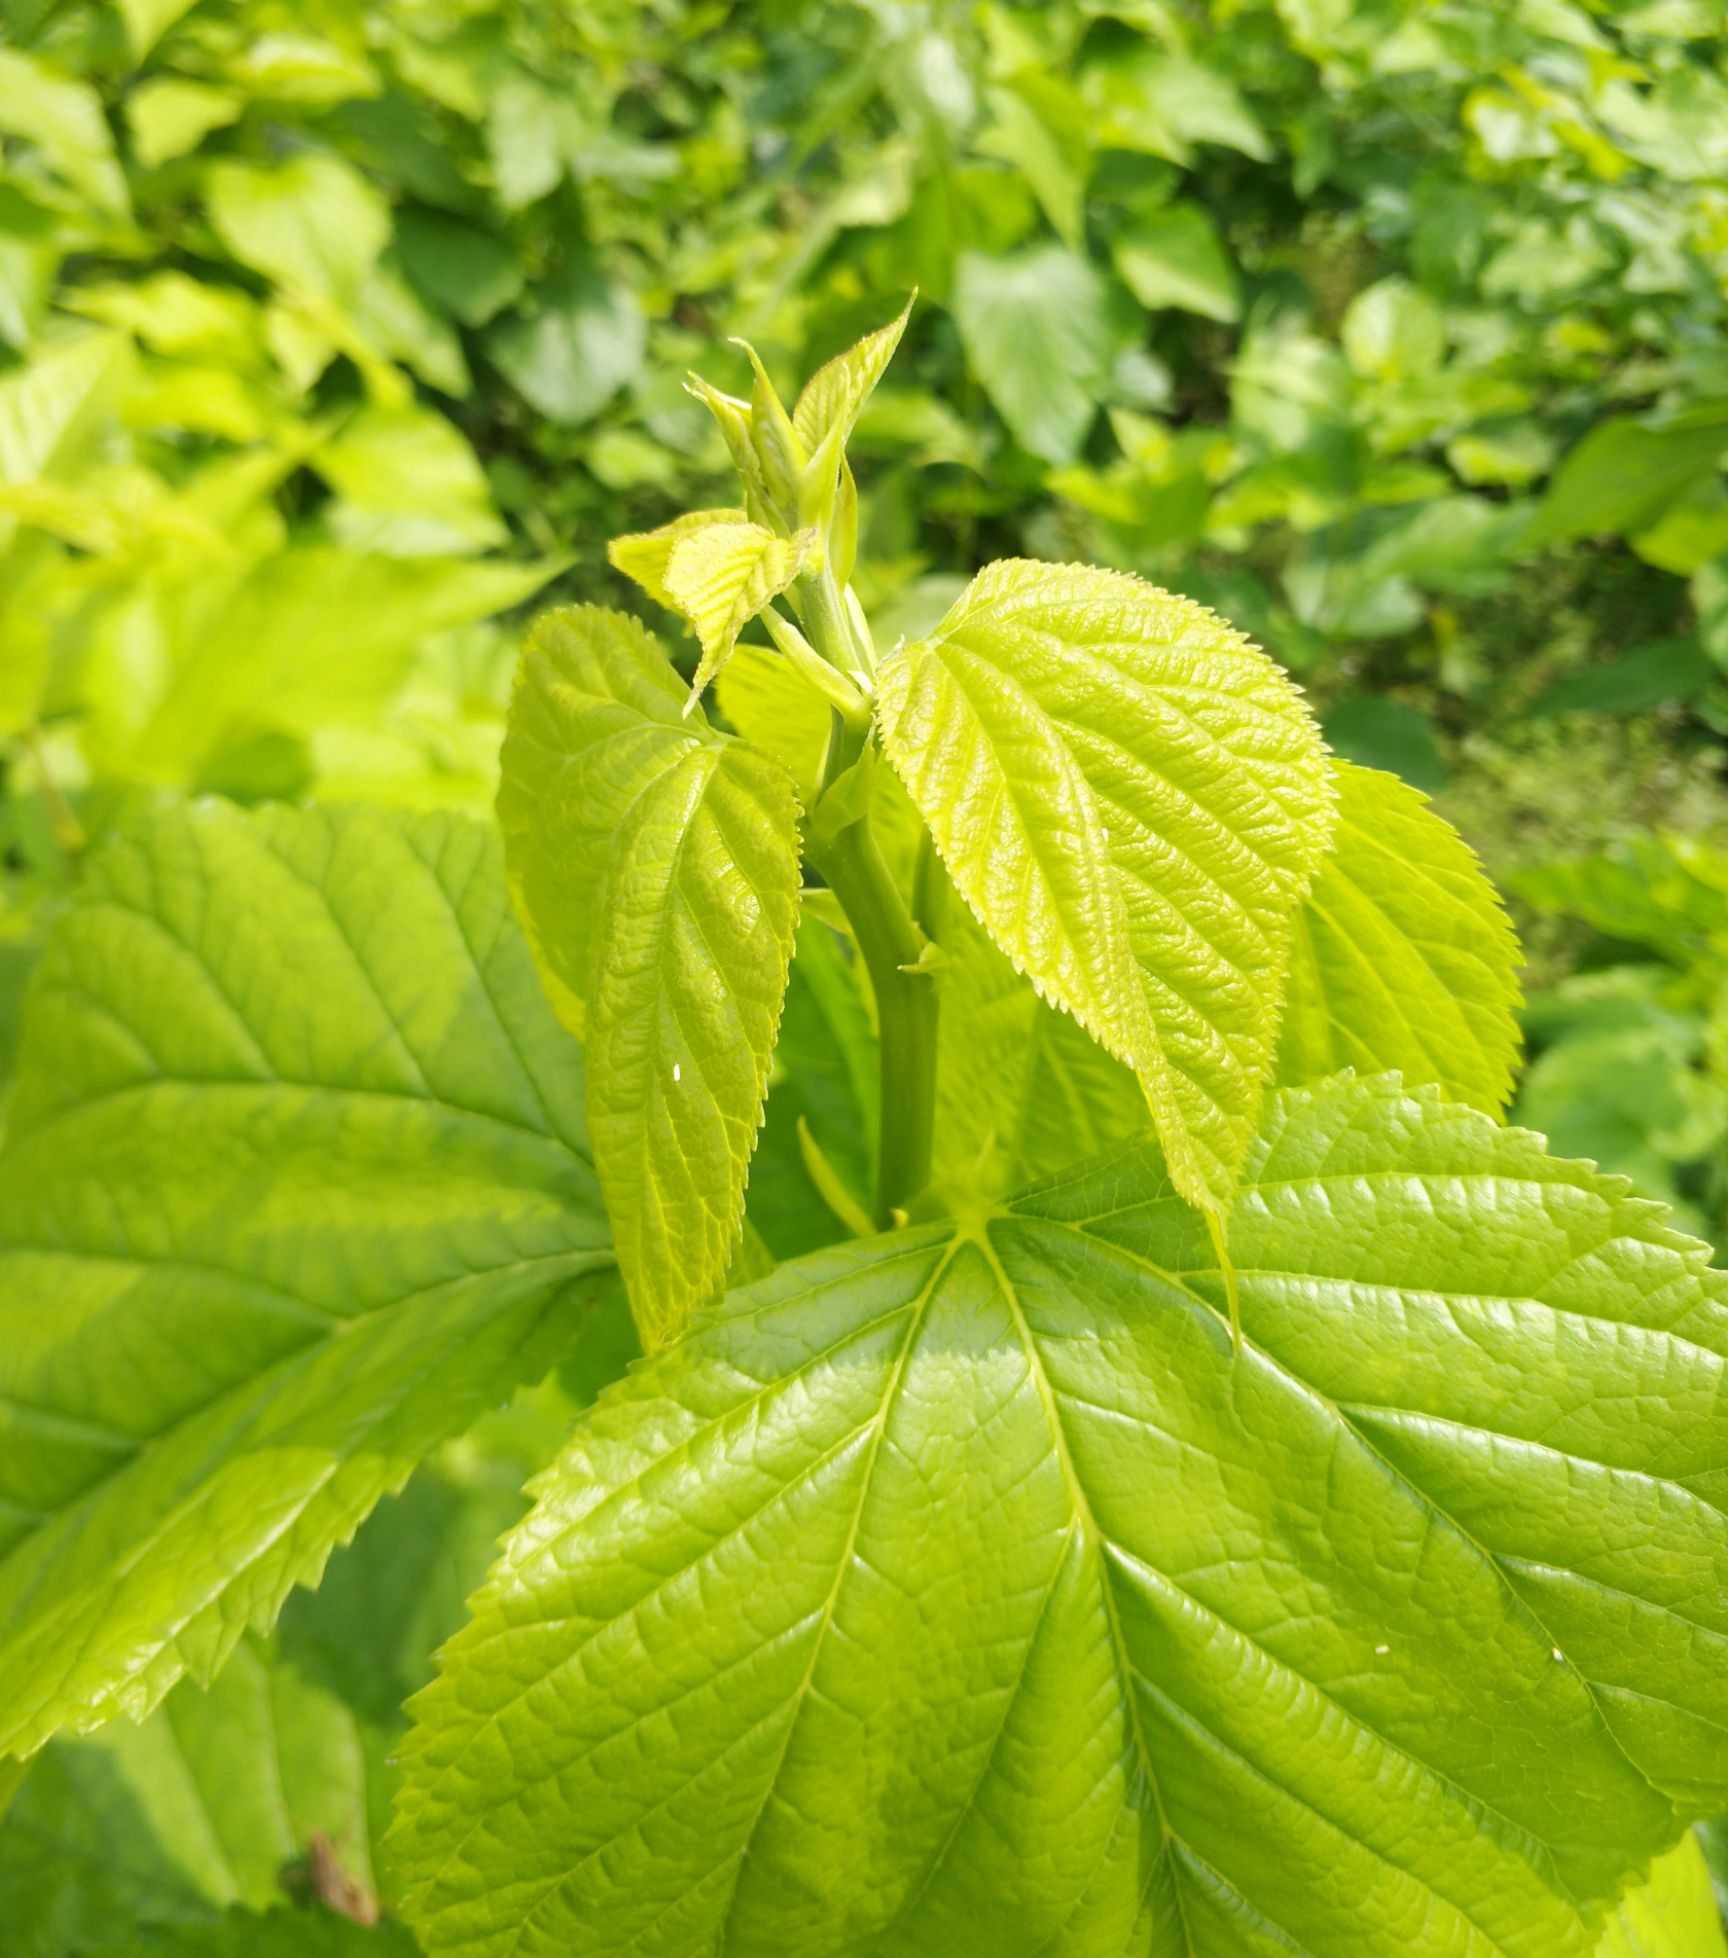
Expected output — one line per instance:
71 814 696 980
1277 761 1523 1115
876 558 1335 1230
607 506 745 611
791 296 914 456
661 519 817 704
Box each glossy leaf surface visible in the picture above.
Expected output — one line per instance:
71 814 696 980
394 1074 1728 1957
0 801 612 1759
877 558 1335 1222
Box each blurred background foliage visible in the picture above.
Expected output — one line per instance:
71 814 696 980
0 3 1722 1221
2 0 1727 1217
3 1 1728 1947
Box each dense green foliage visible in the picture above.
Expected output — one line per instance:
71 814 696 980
1 0 1727 1951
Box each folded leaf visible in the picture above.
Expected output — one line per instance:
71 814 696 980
499 606 802 1347
394 1072 1728 1957
660 519 816 704
608 508 746 613
0 801 613 1760
1277 761 1523 1114
877 558 1335 1226
792 297 914 457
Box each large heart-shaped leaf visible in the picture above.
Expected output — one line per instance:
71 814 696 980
393 1073 1728 1957
877 559 1335 1228
0 800 612 1760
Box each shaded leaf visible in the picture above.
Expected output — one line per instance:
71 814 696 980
0 802 613 1760
952 248 1114 465
499 606 802 1346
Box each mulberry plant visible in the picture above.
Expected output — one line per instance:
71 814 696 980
0 309 1723 1957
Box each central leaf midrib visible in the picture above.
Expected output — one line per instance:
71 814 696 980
971 1220 1199 1958
1049 1209 1679 1833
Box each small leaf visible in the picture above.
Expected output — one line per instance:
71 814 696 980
0 50 128 218
0 802 613 1761
877 558 1335 1224
791 296 914 457
1277 762 1523 1117
1529 401 1728 547
499 606 803 1346
206 155 391 302
394 1073 1728 1957
607 507 746 612
661 519 817 703
486 256 645 425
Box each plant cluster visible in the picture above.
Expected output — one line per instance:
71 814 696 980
0 311 1723 1956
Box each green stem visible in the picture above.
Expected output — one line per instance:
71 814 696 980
799 571 938 1227
806 814 937 1226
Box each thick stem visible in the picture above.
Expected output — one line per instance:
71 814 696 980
807 815 937 1226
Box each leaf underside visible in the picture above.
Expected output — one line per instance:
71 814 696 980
0 800 612 1761
1277 760 1523 1116
877 559 1336 1225
393 1072 1728 1958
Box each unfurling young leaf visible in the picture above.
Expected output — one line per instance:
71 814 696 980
499 605 803 1348
876 558 1335 1272
1277 760 1523 1115
392 1072 1728 1958
607 506 745 611
661 519 818 705
611 512 818 706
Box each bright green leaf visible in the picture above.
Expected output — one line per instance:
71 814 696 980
115 0 200 60
1277 762 1523 1116
313 404 505 557
206 156 392 302
877 558 1335 1222
1112 203 1241 323
126 79 243 170
1341 277 1447 380
0 801 614 1762
498 606 803 1347
98 549 561 782
1595 1835 1728 1958
713 641 835 804
791 297 913 458
394 1072 1728 1956
0 51 128 218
